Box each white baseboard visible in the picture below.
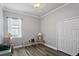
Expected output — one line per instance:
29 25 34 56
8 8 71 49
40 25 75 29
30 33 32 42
14 43 57 51
44 43 57 50
14 45 23 48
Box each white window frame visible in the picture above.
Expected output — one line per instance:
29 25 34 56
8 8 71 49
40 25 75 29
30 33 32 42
8 17 22 38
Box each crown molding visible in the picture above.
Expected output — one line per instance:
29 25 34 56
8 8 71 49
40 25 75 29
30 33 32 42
3 7 40 19
41 3 70 18
2 3 70 19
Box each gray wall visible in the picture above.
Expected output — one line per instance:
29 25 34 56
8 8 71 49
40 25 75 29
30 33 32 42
3 10 41 46
41 15 57 48
41 3 79 49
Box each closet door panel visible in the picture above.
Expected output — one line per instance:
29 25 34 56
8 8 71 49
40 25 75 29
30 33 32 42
63 20 76 55
0 4 3 44
71 19 79 54
57 22 64 51
0 20 3 44
58 18 79 55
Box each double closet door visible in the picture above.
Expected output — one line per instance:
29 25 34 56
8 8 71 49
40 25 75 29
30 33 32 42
0 4 3 44
57 18 79 55
0 19 3 44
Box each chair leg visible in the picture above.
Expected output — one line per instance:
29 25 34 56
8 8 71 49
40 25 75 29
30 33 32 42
11 44 14 55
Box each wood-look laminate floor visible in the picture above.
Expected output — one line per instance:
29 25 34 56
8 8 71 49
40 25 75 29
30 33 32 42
12 44 70 56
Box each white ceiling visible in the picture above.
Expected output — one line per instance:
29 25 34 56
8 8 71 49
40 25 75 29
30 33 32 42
2 3 65 17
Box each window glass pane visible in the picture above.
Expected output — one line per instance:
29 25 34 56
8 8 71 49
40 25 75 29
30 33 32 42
8 18 22 38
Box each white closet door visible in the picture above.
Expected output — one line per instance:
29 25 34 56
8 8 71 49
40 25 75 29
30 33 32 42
63 20 77 55
71 18 79 54
0 20 3 44
0 4 3 44
57 21 64 51
58 18 79 55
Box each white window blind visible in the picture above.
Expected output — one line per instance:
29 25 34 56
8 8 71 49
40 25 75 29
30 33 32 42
8 17 22 38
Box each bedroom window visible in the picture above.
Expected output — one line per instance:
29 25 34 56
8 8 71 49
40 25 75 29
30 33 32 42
8 17 22 38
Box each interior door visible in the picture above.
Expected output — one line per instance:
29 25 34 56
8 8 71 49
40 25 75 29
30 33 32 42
58 18 79 55
0 19 3 44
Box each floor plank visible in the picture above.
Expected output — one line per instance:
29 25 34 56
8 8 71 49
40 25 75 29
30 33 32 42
13 44 70 56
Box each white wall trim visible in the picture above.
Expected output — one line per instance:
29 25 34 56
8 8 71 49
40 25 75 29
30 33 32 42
14 43 57 50
14 45 23 48
14 44 31 48
44 43 57 50
41 3 70 18
3 7 40 19
14 43 39 48
64 16 79 21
